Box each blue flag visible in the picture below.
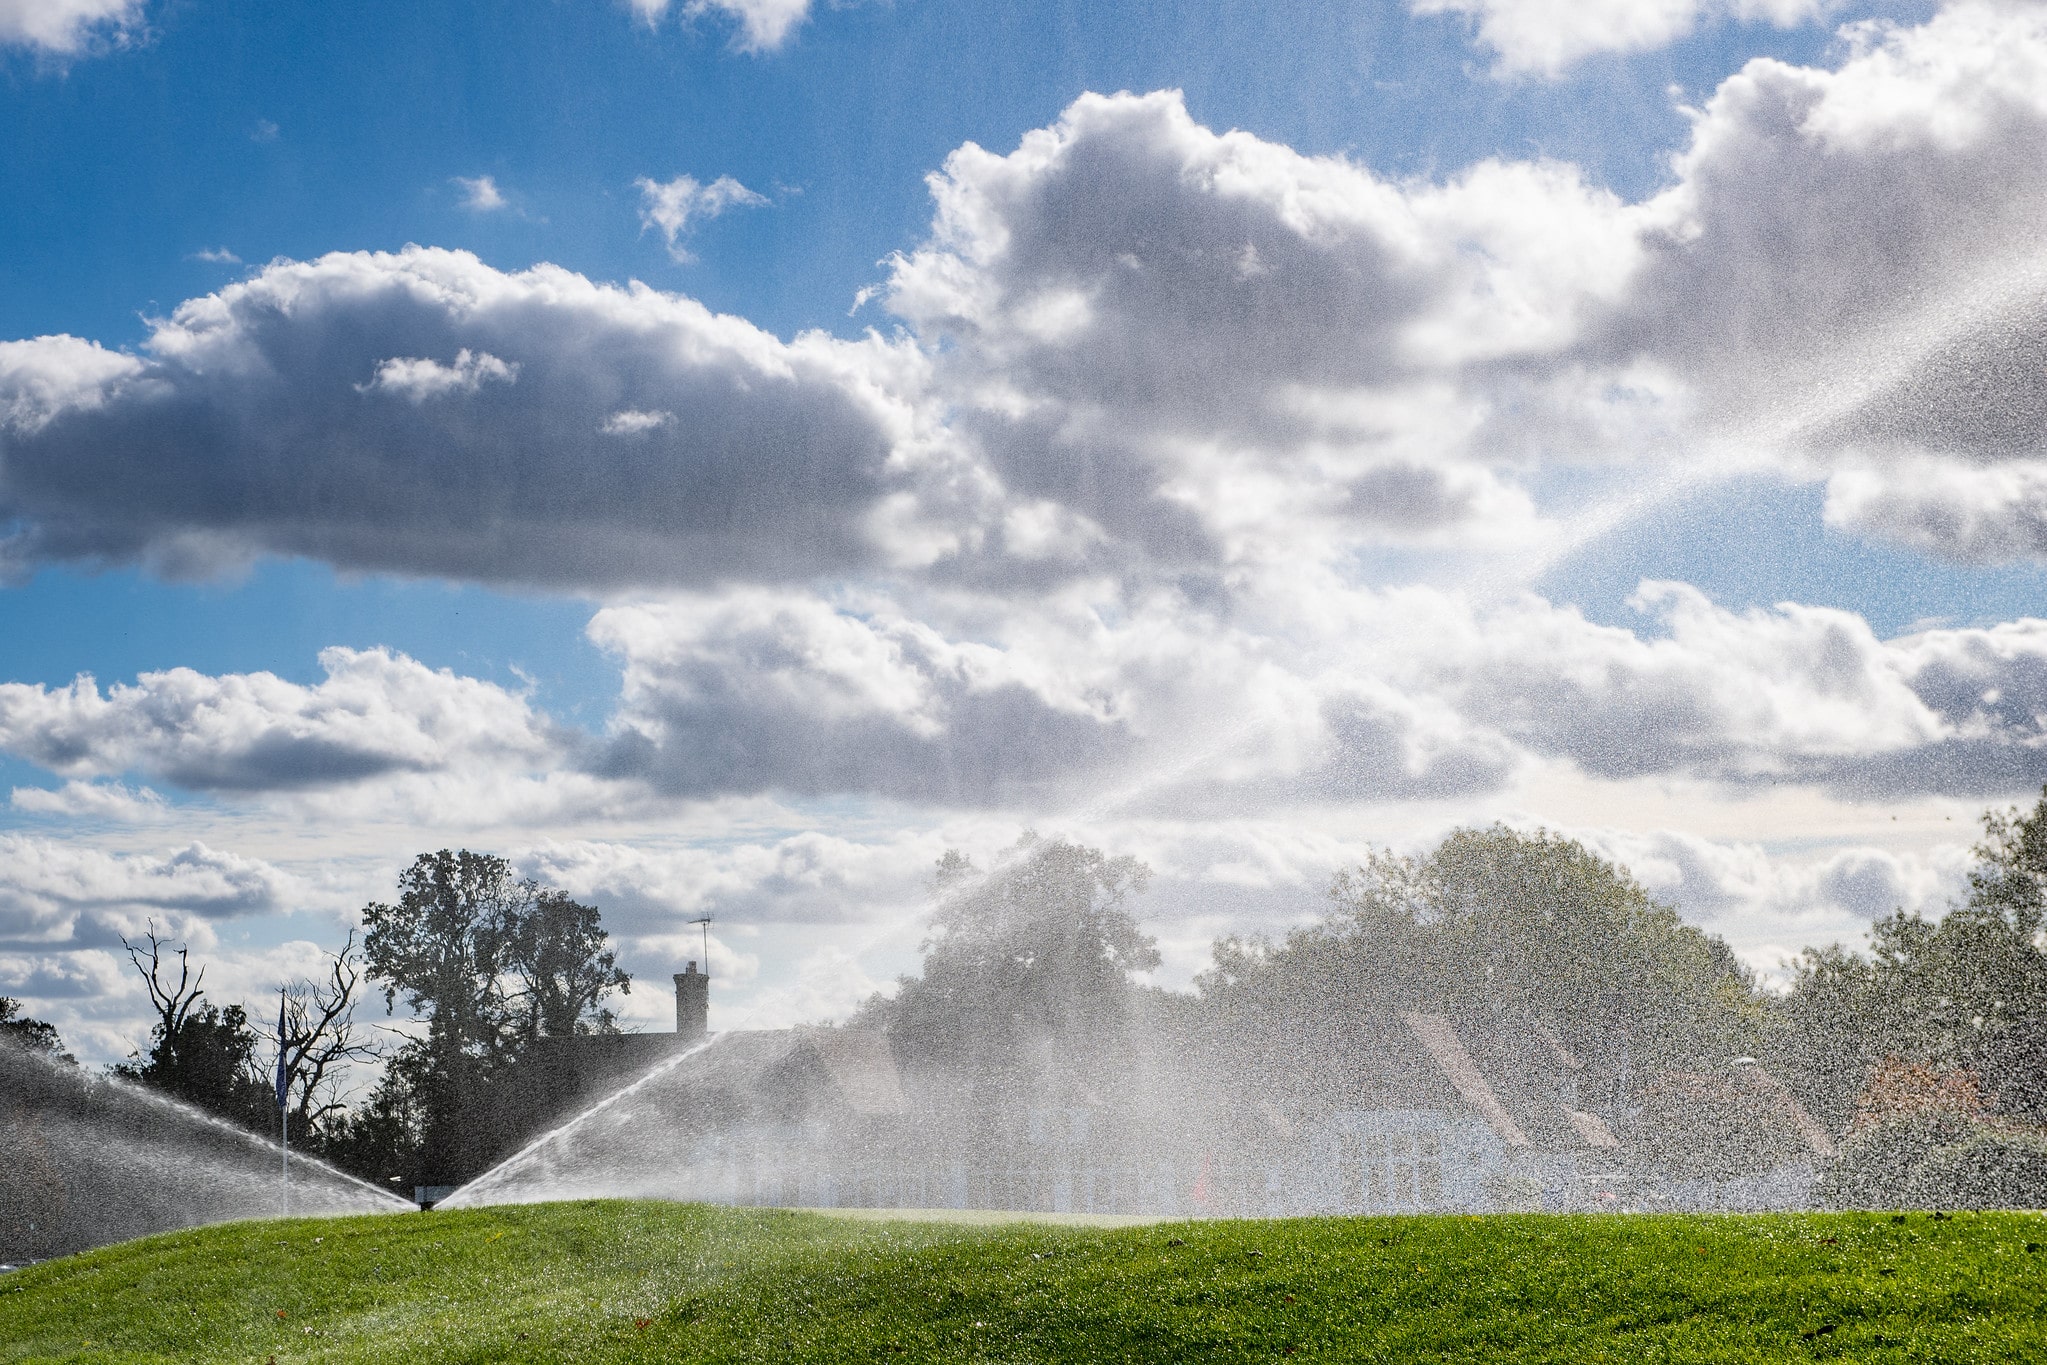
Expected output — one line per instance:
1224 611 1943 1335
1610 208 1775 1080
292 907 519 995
275 991 289 1111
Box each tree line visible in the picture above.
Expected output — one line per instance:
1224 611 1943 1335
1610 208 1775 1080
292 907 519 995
855 797 2047 1206
9 791 2047 1204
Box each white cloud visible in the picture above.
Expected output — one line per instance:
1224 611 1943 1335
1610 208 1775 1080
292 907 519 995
17 19 2047 588
0 334 146 434
587 588 1146 804
0 834 299 948
884 90 1620 566
1580 4 2047 553
189 247 242 265
1572 823 1977 977
10 780 168 821
0 0 145 56
359 348 519 402
601 407 673 435
0 647 562 794
1411 0 1837 76
452 174 508 212
582 574 1513 812
519 829 951 931
1824 460 2047 562
1391 580 2047 796
634 173 767 261
7 21 2047 867
626 0 812 53
0 566 2037 827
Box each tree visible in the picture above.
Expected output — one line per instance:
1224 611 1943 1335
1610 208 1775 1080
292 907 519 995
506 889 630 1043
1209 827 1754 1050
0 997 69 1061
867 835 1158 1093
1197 826 1762 1137
1776 785 2047 1128
271 929 381 1139
361 850 628 1184
117 926 272 1129
318 1058 428 1194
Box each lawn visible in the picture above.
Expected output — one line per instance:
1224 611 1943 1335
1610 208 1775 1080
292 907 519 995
3 1202 2045 1363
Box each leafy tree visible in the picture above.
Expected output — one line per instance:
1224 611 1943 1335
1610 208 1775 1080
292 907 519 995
1198 826 1762 1131
0 996 70 1061
507 889 630 1043
867 835 1158 1094
1777 785 2047 1127
1768 942 1894 1127
1210 827 1753 1045
318 1060 428 1194
361 850 628 1184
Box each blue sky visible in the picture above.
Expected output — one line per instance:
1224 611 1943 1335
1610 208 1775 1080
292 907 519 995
2 0 2040 1065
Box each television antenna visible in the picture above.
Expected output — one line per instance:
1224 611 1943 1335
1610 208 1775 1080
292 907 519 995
689 914 713 976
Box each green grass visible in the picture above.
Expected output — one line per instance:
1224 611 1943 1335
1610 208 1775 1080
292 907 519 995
5 1203 2047 1363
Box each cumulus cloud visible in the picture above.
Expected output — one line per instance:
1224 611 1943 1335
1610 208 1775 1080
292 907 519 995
452 175 508 212
1411 0 1836 76
1596 827 1963 926
10 18 2047 832
1575 823 1977 976
635 173 767 261
0 834 298 949
583 579 1519 810
520 829 950 931
1402 581 2047 795
0 334 146 433
0 572 2041 821
0 247 950 588
0 647 562 793
1575 4 2047 553
0 0 145 55
626 0 812 53
885 89 1617 565
1824 460 2047 563
587 589 1150 805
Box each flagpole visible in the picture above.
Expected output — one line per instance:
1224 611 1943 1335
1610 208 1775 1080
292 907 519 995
278 986 290 1217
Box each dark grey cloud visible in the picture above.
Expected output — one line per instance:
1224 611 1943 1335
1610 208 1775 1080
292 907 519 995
0 249 937 590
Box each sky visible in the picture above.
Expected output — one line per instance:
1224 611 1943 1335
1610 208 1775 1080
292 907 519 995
6 0 2047 1068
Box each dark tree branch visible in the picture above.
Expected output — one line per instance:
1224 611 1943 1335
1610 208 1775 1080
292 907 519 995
121 922 206 1048
270 928 381 1127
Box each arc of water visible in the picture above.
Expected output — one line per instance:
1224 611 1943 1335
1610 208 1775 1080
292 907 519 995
439 1033 725 1208
12 1047 411 1210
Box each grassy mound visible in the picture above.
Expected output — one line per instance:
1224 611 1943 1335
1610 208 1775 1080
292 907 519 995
4 1202 2046 1362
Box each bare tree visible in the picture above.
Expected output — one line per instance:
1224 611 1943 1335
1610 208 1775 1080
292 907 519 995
270 929 381 1129
118 923 271 1126
122 921 207 1046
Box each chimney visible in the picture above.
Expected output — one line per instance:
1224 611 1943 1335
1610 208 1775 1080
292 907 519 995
673 961 708 1042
